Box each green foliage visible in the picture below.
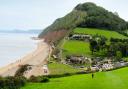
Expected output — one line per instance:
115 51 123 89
61 28 128 57
116 51 122 60
22 67 128 89
0 76 26 89
90 36 128 58
89 35 107 54
29 76 49 83
76 2 127 31
108 42 128 57
74 28 128 39
40 77 49 83
110 38 128 42
63 40 90 56
48 62 80 75
39 2 128 40
15 64 30 77
29 76 39 82
39 10 86 38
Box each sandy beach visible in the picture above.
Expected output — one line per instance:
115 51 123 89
0 40 50 78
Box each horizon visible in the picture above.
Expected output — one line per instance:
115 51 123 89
0 0 128 30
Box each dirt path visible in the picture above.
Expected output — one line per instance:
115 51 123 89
0 40 51 78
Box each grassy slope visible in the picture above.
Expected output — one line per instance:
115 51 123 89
63 40 90 56
62 28 128 57
48 62 81 75
74 28 128 39
22 67 128 89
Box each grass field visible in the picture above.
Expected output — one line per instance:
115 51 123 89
61 28 128 57
48 62 81 75
22 67 128 89
63 40 90 56
74 28 128 39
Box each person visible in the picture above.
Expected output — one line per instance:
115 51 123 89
92 73 94 79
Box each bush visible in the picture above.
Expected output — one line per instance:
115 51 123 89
29 76 49 83
15 64 30 77
40 77 49 83
29 75 39 82
0 76 27 89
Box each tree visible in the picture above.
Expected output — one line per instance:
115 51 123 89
90 39 97 54
116 51 122 61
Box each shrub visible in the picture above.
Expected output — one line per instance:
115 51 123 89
40 77 49 83
0 76 27 89
29 76 49 83
15 64 30 77
29 75 39 82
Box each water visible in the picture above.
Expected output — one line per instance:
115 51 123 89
0 32 38 67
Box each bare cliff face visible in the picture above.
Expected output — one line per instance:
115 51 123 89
42 29 68 44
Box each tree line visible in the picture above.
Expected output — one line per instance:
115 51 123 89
90 35 128 60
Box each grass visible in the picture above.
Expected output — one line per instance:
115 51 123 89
22 28 128 89
48 62 81 75
62 40 107 57
62 40 90 56
74 28 128 39
22 67 128 89
61 28 128 57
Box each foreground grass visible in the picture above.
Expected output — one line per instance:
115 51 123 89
22 67 128 89
48 62 81 75
74 28 128 39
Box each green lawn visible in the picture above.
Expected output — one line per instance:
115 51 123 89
74 28 128 39
62 40 107 57
61 28 128 57
63 40 90 56
22 67 128 89
48 62 81 75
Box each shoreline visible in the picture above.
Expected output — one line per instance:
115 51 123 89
0 39 50 78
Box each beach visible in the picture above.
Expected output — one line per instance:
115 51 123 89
0 40 50 78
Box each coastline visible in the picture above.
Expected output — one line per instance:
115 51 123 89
0 39 50 78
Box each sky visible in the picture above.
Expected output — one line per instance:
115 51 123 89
0 0 127 30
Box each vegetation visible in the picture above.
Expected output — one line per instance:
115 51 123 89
90 35 128 59
76 2 128 31
63 40 90 56
22 67 128 89
48 62 81 75
0 76 26 89
21 2 128 89
89 35 107 55
73 28 128 39
38 10 86 38
39 2 128 43
15 64 30 77
29 76 49 83
61 28 128 58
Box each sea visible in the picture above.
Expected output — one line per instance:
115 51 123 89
0 32 39 67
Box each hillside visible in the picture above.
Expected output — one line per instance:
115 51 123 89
61 28 128 57
22 67 128 89
74 28 128 39
39 2 128 43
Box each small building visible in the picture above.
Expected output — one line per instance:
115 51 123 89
69 34 92 41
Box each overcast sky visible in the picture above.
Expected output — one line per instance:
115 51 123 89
0 0 127 30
